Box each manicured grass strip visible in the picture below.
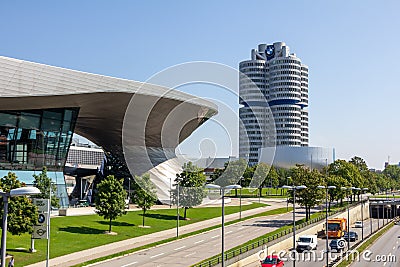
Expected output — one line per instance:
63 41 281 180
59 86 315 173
6 202 266 266
336 221 394 267
73 207 290 267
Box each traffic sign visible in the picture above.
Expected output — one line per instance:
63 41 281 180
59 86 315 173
32 225 48 239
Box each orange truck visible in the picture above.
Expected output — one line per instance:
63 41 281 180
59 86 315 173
326 218 347 238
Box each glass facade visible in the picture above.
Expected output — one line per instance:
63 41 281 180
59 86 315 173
0 108 78 171
0 108 79 208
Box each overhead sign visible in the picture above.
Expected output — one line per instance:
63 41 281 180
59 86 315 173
32 198 50 239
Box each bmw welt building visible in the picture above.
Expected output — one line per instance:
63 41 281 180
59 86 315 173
0 56 217 206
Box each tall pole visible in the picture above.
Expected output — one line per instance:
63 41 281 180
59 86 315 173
46 185 51 267
221 187 226 267
128 177 130 209
347 193 350 250
325 188 329 267
377 204 380 229
239 177 242 220
1 195 9 267
169 177 172 208
369 202 372 235
176 183 179 238
361 196 364 240
293 188 296 267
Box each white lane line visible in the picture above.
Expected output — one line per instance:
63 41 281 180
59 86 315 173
237 234 244 238
174 246 186 251
194 240 204 244
185 252 196 258
121 262 138 267
255 228 262 232
150 253 164 259
393 246 396 250
211 235 219 239
238 227 245 230
226 231 233 234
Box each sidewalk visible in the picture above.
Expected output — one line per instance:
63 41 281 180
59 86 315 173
26 201 286 267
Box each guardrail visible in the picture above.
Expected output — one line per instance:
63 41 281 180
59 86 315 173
193 202 359 267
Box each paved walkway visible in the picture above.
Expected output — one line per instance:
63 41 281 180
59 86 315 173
26 200 287 267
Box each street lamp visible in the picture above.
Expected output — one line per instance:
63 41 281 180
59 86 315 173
341 186 355 250
1 187 40 267
286 177 291 211
282 185 307 267
317 185 336 267
205 184 242 267
358 188 368 240
176 177 183 238
239 177 244 220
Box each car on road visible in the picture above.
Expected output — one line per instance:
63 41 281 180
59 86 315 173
343 231 358 242
260 255 284 267
296 235 318 252
329 238 347 252
354 221 363 228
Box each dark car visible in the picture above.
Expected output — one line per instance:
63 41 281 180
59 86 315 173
343 231 358 242
260 255 284 267
329 238 346 252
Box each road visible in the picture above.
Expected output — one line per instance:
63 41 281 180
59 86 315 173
351 223 399 267
92 204 317 267
245 218 384 267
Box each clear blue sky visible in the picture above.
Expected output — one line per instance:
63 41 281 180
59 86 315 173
1 0 399 169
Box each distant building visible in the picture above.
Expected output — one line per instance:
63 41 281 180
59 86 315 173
239 42 309 165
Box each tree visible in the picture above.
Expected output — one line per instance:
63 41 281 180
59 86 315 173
214 158 247 188
291 165 325 221
328 160 364 202
326 174 350 208
132 173 157 227
95 175 127 233
32 167 60 208
253 163 271 197
173 162 206 219
0 172 38 235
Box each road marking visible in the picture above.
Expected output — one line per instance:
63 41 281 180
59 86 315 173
211 235 219 239
174 246 186 251
226 231 233 234
255 228 261 232
237 234 244 238
383 261 387 266
238 227 245 230
194 240 204 244
393 246 396 250
185 252 196 258
150 253 164 259
121 262 138 267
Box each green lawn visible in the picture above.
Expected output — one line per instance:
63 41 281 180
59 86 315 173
372 195 400 199
226 187 288 198
5 202 266 266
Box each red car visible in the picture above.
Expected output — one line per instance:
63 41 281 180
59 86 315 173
260 255 284 267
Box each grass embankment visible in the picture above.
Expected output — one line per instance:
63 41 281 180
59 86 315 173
75 206 291 267
5 202 266 266
336 222 394 267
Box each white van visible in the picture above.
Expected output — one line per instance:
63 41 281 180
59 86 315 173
296 235 318 252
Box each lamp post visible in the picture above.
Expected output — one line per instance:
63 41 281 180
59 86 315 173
286 177 291 211
358 188 368 240
1 187 40 267
176 177 183 238
127 177 131 209
317 185 336 267
169 177 172 208
205 184 242 267
341 186 355 250
282 185 307 267
239 176 243 220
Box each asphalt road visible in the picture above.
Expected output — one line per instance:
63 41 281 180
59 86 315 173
351 223 400 267
246 218 384 267
92 203 316 267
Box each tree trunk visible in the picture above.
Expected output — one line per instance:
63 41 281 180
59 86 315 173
235 188 238 197
259 186 262 197
184 207 188 220
142 209 145 226
109 217 112 233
